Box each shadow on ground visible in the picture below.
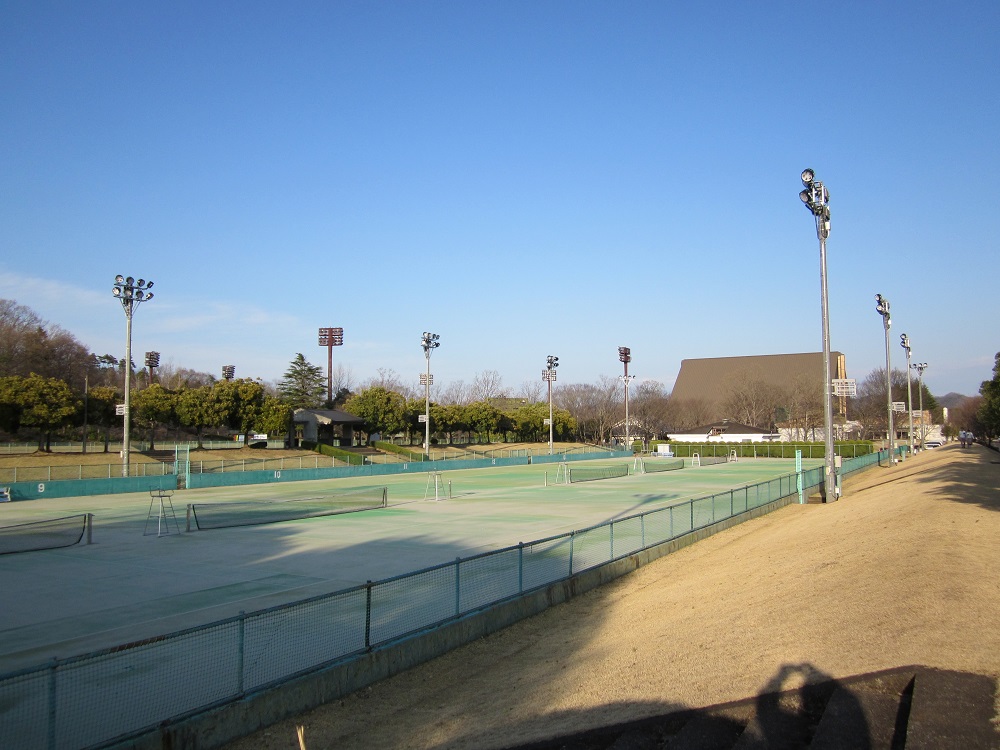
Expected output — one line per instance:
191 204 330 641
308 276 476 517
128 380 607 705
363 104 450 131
501 664 998 750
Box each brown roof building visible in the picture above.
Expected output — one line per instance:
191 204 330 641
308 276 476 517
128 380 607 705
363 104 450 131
671 351 847 424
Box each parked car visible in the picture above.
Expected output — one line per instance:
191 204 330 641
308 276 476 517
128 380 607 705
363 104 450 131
924 441 942 448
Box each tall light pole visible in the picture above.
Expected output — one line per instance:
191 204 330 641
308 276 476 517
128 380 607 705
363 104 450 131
543 355 559 454
618 347 634 452
112 275 154 477
912 362 928 448
318 327 344 405
875 294 895 461
421 332 440 453
799 169 836 500
900 333 913 456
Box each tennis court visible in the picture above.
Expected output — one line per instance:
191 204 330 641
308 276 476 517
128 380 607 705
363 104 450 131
0 456 820 674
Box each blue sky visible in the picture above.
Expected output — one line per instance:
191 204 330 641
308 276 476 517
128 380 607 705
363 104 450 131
2 1 997 398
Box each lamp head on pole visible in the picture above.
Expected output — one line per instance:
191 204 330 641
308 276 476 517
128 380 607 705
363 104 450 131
421 331 440 354
799 168 830 238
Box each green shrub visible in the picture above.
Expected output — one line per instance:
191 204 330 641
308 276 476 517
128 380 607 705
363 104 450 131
314 442 364 465
374 441 426 461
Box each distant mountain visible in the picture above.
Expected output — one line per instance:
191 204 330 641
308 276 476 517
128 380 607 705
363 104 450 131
938 392 971 409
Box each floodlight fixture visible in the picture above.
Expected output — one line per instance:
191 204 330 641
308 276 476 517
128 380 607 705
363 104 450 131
222 365 236 380
111 274 155 477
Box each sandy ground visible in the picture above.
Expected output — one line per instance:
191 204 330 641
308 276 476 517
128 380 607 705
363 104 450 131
224 444 1000 750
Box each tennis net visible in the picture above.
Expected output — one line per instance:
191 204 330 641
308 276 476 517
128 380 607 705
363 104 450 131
568 464 629 483
187 487 389 530
641 457 685 473
0 514 90 555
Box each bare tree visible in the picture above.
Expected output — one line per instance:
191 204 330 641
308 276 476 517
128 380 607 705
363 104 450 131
721 367 783 428
557 376 620 443
782 374 823 440
518 379 544 403
470 370 507 403
330 363 355 396
668 397 717 431
439 380 471 406
629 380 671 438
365 368 414 398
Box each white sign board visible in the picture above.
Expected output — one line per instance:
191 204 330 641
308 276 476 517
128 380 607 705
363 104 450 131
831 378 857 397
116 404 126 416
418 414 427 423
892 401 907 412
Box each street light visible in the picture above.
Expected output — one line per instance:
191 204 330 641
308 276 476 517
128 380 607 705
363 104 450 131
222 365 236 381
543 355 559 454
900 333 913 456
800 169 837 500
875 294 895 462
318 327 344 405
618 347 635 452
912 362 928 448
112 275 154 477
420 332 440 453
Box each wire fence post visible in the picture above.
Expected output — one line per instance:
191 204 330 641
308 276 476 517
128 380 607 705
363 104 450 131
568 531 575 576
237 611 245 696
47 658 58 750
454 558 461 616
518 543 523 593
364 581 373 650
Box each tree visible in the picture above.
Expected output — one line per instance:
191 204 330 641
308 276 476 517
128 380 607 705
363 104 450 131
557 377 620 443
278 353 326 409
131 384 176 450
344 386 408 439
466 400 503 442
258 395 294 438
87 386 121 452
214 378 267 444
470 370 507 403
721 367 784 429
3 374 79 450
0 300 92 382
629 380 671 439
176 386 227 449
977 353 1000 443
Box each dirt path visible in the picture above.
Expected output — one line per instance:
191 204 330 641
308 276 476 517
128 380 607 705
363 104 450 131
224 445 1000 749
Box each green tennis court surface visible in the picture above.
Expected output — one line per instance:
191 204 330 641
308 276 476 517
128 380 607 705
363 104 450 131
0 457 819 672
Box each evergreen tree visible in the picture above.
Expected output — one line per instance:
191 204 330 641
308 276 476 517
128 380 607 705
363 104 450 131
278 354 326 410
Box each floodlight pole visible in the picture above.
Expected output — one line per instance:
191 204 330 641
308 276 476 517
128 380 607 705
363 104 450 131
912 363 927 448
318 327 344 405
900 334 913 455
875 294 895 461
112 275 154 477
544 355 559 454
618 347 634 452
799 169 836 500
421 332 440 453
